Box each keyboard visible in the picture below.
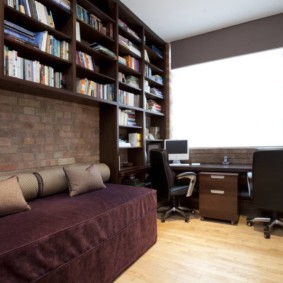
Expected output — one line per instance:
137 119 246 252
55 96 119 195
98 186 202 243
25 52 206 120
169 163 191 167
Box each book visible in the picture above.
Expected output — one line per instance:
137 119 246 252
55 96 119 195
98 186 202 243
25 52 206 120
4 28 37 47
4 20 35 37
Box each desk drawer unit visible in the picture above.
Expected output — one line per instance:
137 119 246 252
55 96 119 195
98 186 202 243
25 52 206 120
199 172 239 224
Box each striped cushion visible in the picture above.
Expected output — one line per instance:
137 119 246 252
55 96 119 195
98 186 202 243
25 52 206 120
0 173 39 201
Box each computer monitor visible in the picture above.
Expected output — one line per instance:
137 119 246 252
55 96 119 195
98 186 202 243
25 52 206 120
164 139 189 164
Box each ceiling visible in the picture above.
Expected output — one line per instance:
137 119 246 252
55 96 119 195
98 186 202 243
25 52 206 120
120 0 283 42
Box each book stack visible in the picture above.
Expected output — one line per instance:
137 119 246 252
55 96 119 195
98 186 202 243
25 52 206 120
4 20 37 48
147 99 162 113
89 43 117 59
118 35 141 57
119 109 137 126
118 19 140 41
150 88 164 98
76 51 95 71
118 90 140 107
125 75 139 89
128 133 142 147
4 45 64 88
76 4 113 38
76 78 114 101
151 74 163 84
123 55 140 72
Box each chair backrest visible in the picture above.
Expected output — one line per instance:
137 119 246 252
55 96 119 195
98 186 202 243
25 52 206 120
150 149 175 199
252 149 283 212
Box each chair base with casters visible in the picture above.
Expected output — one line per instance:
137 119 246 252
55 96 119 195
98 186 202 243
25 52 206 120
149 149 197 223
247 213 283 239
157 172 196 222
157 195 195 222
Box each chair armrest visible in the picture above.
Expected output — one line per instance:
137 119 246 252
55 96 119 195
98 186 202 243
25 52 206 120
176 172 197 197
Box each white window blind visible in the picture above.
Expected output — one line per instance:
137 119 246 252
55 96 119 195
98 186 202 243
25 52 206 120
170 47 283 148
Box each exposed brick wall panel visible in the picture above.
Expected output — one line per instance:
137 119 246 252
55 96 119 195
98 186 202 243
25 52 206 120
0 90 100 171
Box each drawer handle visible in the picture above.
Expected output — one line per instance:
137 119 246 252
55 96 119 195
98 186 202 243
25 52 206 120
211 175 225 179
210 190 225 194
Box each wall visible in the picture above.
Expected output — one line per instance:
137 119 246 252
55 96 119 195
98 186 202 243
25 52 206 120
170 13 283 164
171 13 283 68
0 90 100 172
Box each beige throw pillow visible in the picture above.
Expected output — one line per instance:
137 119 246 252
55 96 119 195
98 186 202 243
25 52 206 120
64 164 106 197
0 176 31 217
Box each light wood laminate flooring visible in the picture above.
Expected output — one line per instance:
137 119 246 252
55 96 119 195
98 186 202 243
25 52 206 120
115 213 283 283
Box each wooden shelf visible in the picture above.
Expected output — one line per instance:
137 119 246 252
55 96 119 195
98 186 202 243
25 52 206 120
1 0 168 184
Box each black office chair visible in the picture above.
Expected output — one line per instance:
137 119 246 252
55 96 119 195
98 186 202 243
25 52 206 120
246 149 283 238
150 149 196 222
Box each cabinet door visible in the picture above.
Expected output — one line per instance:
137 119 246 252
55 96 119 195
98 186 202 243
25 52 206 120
199 172 239 222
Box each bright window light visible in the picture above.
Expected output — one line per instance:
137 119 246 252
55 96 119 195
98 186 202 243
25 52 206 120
170 48 283 148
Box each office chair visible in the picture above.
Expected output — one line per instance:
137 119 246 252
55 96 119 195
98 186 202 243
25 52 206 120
150 149 196 222
246 149 283 238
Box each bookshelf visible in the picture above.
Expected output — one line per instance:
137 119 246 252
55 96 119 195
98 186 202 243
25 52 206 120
0 0 169 183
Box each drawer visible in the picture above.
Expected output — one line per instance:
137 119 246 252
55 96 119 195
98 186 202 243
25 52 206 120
199 172 239 223
199 172 238 194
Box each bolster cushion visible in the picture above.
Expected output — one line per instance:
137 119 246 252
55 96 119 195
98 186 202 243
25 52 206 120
0 173 39 201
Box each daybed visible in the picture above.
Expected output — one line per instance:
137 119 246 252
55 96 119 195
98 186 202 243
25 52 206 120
0 164 157 283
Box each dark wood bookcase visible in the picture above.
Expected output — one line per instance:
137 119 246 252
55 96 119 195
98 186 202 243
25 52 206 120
0 0 169 183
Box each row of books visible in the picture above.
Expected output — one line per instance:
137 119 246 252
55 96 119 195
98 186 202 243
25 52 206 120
119 55 140 72
118 35 141 57
51 0 70 11
118 19 140 42
4 46 64 88
4 21 69 60
5 0 56 29
119 109 137 126
118 90 140 108
76 78 114 101
35 31 69 60
145 66 163 84
76 4 113 38
76 51 95 71
128 133 142 147
146 99 162 113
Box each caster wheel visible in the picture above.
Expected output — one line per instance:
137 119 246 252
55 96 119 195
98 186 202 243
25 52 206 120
191 210 196 214
185 218 189 223
161 219 165 223
231 221 236 225
246 220 252 226
264 232 270 239
200 217 204 221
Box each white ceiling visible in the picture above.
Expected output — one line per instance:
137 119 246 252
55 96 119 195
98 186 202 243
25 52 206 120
121 0 283 42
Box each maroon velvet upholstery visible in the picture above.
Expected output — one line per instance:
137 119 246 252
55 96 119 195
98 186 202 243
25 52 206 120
0 184 157 283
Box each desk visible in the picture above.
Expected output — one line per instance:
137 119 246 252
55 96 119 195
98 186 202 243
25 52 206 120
171 164 252 222
170 163 252 173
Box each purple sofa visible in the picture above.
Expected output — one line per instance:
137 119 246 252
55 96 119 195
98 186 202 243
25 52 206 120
0 164 157 283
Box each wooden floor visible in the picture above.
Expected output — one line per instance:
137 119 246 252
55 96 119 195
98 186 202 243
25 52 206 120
115 213 283 283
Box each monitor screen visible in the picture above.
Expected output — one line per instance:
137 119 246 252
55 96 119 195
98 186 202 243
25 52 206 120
164 139 189 163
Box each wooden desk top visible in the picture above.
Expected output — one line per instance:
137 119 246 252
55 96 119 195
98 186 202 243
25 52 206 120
171 163 252 173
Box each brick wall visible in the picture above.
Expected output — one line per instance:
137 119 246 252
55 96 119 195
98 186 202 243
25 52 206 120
190 147 255 165
0 90 100 172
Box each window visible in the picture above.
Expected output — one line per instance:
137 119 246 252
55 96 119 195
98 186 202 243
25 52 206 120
170 47 283 148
